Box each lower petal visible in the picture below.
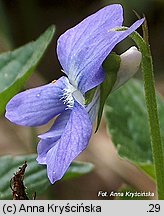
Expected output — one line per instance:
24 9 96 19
45 101 92 184
37 138 56 164
38 110 71 139
37 110 71 163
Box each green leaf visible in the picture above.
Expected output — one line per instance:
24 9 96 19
104 79 164 179
63 161 94 181
96 53 120 132
0 154 94 200
0 25 55 115
139 164 155 180
0 154 49 200
85 87 97 105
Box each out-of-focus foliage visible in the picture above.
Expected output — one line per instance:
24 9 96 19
0 26 55 115
0 154 94 200
104 79 164 179
63 161 94 181
0 154 49 200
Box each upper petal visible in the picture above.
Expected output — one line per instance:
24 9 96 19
57 4 123 92
45 101 92 183
5 76 69 126
57 4 144 93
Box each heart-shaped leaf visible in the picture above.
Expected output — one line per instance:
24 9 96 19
104 79 164 179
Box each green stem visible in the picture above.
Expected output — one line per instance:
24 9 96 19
130 31 164 199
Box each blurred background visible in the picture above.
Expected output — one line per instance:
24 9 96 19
0 0 163 199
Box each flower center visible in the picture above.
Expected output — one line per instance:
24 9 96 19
62 83 85 109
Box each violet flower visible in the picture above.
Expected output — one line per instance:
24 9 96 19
5 4 144 183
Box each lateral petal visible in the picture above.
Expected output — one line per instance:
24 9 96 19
5 76 69 126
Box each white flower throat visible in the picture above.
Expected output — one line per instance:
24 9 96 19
62 82 85 109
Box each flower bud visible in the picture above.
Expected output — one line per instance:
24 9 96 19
112 46 142 91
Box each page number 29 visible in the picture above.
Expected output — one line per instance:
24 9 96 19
147 204 160 212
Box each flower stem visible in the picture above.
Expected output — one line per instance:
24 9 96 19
130 28 164 199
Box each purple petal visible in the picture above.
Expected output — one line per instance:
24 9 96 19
38 110 71 139
44 102 92 184
57 4 144 93
37 110 71 164
5 76 69 126
37 138 56 164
